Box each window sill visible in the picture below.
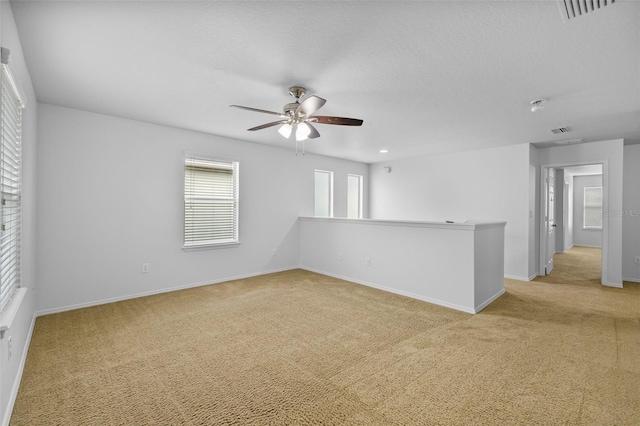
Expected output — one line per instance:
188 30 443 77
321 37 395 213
583 227 602 231
0 287 27 336
183 241 240 251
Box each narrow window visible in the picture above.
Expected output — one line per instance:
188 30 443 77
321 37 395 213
314 170 333 217
347 174 363 219
583 186 602 229
0 64 23 310
184 154 239 248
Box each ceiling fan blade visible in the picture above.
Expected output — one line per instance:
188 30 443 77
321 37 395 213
230 105 287 118
248 120 289 131
306 123 320 139
296 96 326 116
310 116 363 126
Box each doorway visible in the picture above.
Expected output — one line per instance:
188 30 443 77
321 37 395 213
535 246 602 286
539 162 606 284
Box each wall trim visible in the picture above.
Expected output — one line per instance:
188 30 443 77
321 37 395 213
474 289 506 313
504 274 533 282
2 313 36 426
622 277 640 284
602 281 623 289
299 216 506 231
300 266 476 314
35 267 298 317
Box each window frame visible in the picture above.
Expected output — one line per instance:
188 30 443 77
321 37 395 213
314 169 334 218
347 174 363 219
583 186 603 230
0 63 24 312
183 152 240 250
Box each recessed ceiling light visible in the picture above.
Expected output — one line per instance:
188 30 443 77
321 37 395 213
379 149 388 153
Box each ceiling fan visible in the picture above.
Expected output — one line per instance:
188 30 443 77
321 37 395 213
230 86 363 152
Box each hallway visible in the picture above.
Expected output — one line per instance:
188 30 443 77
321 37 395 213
535 246 601 287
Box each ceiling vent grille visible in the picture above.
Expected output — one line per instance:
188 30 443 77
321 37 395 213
551 127 571 134
559 0 616 21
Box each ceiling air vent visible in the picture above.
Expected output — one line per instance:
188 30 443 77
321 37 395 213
551 127 571 134
559 0 616 21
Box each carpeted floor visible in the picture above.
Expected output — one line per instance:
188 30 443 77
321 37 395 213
535 245 603 287
11 246 640 425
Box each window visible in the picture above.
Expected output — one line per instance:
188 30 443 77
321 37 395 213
583 186 602 229
1 65 23 311
184 154 239 249
347 174 363 219
314 170 333 217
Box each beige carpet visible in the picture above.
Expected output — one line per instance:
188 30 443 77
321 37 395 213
11 247 640 425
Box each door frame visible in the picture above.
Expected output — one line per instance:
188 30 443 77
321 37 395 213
544 167 556 275
539 160 608 285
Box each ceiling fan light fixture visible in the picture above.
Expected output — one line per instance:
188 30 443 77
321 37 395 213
278 123 292 138
295 123 311 141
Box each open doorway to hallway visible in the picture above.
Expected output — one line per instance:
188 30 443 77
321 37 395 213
541 163 603 283
535 246 602 286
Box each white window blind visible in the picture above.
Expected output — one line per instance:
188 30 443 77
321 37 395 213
584 186 602 229
0 65 23 311
184 155 239 248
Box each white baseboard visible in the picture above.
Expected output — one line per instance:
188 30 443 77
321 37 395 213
622 277 640 284
504 274 533 282
602 281 623 289
36 266 298 317
474 288 506 313
300 266 477 314
2 313 36 426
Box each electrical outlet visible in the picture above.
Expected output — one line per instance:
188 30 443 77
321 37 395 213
272 249 277 257
338 253 343 261
635 256 640 265
365 257 371 267
142 263 150 273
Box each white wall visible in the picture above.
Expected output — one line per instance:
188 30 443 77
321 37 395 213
36 104 368 313
0 2 38 425
536 139 624 287
622 145 640 282
299 217 506 314
529 145 539 279
572 175 603 248
565 175 574 250
370 143 531 280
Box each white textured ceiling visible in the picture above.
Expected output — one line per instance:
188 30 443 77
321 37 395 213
10 0 640 163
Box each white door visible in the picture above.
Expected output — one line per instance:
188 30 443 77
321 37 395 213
545 167 556 275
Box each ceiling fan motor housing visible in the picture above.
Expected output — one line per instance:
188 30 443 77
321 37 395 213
283 102 299 115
